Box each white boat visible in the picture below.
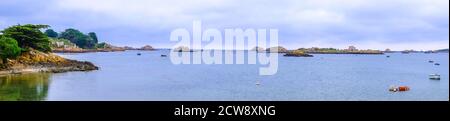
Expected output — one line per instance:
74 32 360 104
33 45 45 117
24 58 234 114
429 74 441 80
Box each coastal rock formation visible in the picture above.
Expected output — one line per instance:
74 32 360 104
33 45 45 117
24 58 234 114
298 47 384 54
96 43 126 52
435 49 449 53
52 48 86 53
284 50 313 57
0 49 98 75
266 46 288 53
52 42 126 53
139 45 155 51
124 46 137 50
173 46 191 52
250 46 265 52
50 38 86 53
384 48 393 53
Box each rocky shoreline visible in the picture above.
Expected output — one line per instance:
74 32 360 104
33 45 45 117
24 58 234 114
0 50 98 76
284 50 314 57
52 48 126 53
306 51 384 54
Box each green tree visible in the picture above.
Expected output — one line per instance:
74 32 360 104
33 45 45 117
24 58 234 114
45 29 58 38
1 24 51 52
88 32 98 44
95 42 107 48
0 35 22 63
59 28 96 49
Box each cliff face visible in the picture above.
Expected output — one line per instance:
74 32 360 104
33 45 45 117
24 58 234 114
0 49 98 75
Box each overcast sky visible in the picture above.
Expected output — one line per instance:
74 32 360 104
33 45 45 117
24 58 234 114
0 0 448 50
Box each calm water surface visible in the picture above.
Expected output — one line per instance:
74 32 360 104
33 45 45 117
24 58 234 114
1 50 448 101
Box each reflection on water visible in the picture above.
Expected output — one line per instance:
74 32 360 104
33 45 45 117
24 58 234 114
0 73 51 101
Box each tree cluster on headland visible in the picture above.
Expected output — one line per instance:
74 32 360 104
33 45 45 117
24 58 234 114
0 24 98 75
45 28 128 53
1 24 52 62
47 28 156 53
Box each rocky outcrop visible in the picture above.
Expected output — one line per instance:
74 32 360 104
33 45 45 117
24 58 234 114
52 48 87 53
52 42 126 53
266 46 288 53
139 45 155 51
52 48 125 53
97 43 126 52
173 46 192 52
0 50 98 75
299 47 384 54
124 46 137 50
284 50 313 57
250 46 265 52
435 49 449 53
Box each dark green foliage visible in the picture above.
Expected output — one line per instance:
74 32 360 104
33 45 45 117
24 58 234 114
0 35 22 63
95 42 107 48
59 28 96 49
1 24 51 52
88 32 98 44
45 29 58 38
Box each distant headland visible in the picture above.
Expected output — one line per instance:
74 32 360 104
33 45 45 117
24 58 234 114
41 26 446 55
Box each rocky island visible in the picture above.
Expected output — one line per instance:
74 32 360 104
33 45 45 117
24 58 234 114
284 50 313 57
173 46 192 52
297 46 384 54
250 46 265 52
266 46 289 53
138 45 155 51
0 24 98 76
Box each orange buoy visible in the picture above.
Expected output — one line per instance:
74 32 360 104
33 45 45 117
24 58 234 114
398 86 410 91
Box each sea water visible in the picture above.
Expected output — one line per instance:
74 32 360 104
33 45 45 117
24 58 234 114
0 50 448 101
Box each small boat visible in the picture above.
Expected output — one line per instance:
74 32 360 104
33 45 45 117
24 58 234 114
434 63 440 66
398 86 410 91
256 80 261 86
428 60 434 63
389 85 410 92
389 86 398 92
161 54 167 57
429 74 441 80
386 55 390 58
137 53 141 56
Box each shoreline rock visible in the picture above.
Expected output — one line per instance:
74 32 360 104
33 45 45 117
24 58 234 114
0 50 98 76
173 46 193 52
266 46 288 53
284 50 313 57
250 46 265 52
52 48 126 53
138 45 155 51
306 51 384 54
